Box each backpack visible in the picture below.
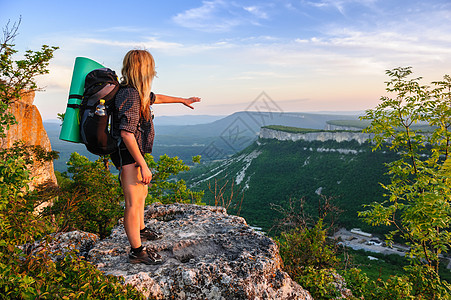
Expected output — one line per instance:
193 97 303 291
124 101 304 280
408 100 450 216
79 68 120 155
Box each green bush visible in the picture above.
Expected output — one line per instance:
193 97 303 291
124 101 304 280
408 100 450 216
277 219 339 275
276 219 343 299
0 156 45 245
405 265 451 300
295 267 342 299
0 148 145 299
341 265 451 300
340 268 370 299
48 153 123 239
145 154 204 204
0 247 144 299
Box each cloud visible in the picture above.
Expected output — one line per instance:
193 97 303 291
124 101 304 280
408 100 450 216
172 0 271 32
36 63 72 91
244 6 269 19
207 34 446 90
304 0 378 15
31 0 451 119
76 37 183 50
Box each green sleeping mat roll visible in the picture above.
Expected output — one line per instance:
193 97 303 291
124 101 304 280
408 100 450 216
59 57 104 143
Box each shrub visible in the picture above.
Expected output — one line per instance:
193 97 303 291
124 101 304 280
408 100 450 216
295 267 343 299
47 153 123 239
0 247 145 299
276 219 343 299
0 149 145 299
341 265 451 300
277 219 339 276
145 154 204 204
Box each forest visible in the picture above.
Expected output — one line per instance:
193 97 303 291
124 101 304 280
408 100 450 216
184 137 396 234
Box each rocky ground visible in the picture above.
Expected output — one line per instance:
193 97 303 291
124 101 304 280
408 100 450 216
87 203 313 300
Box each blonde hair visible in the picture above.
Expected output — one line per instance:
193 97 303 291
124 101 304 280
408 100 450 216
121 49 157 120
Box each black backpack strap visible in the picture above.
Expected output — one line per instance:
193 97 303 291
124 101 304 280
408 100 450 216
67 103 81 109
69 94 83 100
67 94 83 109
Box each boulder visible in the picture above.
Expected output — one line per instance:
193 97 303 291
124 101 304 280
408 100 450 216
88 203 313 300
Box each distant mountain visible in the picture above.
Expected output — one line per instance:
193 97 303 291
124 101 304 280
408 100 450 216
43 115 227 126
153 115 226 126
155 111 362 163
44 111 362 173
155 111 361 137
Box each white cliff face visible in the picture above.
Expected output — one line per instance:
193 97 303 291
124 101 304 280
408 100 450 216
259 128 372 144
324 124 366 131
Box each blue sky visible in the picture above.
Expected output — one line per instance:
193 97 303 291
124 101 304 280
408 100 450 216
2 0 451 119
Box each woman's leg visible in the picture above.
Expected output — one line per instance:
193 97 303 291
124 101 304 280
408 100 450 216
139 185 148 231
121 164 148 248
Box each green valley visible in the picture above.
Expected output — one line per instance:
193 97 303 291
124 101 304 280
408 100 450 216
184 129 398 234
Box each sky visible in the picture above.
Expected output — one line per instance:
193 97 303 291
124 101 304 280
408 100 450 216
1 0 451 120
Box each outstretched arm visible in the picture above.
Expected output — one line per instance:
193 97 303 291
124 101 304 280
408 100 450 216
154 94 201 109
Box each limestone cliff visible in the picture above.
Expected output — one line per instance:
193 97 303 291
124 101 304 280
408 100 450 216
88 203 313 300
0 91 57 188
324 124 366 131
259 127 372 144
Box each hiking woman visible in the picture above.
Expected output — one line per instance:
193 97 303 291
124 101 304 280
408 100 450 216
110 49 200 264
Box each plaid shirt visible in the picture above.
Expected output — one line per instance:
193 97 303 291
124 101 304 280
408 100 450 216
112 87 155 153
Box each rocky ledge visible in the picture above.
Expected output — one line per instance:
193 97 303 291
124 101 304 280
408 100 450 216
87 203 312 300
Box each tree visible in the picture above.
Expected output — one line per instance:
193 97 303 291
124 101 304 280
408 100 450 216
359 67 451 274
0 17 59 244
145 154 204 204
0 18 58 138
0 150 145 299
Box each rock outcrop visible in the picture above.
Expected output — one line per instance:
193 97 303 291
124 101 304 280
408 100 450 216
259 127 372 144
88 203 313 300
22 231 100 260
0 91 57 189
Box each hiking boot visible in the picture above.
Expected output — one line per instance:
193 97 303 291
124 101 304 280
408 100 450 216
140 227 163 241
129 247 163 265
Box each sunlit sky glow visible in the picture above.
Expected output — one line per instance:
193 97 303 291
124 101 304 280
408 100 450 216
2 0 451 119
